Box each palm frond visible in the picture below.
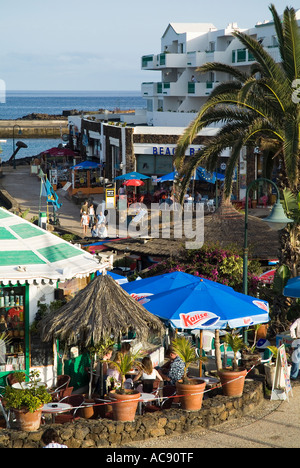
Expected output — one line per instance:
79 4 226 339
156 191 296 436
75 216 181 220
281 6 300 81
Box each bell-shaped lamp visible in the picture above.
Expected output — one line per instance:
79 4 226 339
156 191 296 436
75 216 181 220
262 200 293 230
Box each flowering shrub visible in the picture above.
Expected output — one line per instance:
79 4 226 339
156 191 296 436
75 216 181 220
146 243 261 295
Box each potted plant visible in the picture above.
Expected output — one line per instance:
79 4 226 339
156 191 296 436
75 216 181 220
172 336 207 411
108 351 142 421
218 331 247 397
4 370 52 431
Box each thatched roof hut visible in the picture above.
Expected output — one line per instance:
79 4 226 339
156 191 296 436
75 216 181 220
40 274 164 346
105 207 280 260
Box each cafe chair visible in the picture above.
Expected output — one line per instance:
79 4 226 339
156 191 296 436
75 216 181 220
160 385 180 410
50 375 71 401
143 380 164 413
54 394 85 424
59 386 74 400
6 373 25 387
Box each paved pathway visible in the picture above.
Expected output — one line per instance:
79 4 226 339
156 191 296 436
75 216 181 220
124 383 300 448
0 165 104 237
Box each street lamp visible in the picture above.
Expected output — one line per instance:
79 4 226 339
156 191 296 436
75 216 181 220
242 177 293 344
12 125 22 169
242 177 293 296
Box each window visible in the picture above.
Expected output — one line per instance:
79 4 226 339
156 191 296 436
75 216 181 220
0 286 26 372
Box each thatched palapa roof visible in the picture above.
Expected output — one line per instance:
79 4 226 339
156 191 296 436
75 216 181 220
40 274 164 345
105 206 280 259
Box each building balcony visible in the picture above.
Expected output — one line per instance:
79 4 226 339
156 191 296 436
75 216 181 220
188 81 219 96
141 53 187 70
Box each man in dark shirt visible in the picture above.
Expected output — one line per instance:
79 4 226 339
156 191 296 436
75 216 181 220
158 346 185 385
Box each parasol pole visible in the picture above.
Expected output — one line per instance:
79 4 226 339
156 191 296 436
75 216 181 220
199 330 203 377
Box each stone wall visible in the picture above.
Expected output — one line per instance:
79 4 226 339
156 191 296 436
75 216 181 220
0 380 265 448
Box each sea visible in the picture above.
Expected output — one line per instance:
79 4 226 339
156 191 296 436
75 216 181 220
0 90 145 162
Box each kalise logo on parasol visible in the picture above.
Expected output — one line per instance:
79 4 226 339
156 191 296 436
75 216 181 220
179 311 220 329
130 293 153 305
252 300 269 312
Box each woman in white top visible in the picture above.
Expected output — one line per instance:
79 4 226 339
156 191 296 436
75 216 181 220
133 357 163 383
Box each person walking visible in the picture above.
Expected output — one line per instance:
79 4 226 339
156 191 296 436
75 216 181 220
88 202 95 228
80 211 89 236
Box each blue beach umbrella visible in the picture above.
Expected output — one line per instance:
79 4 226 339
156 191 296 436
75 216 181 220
139 278 269 330
71 160 100 170
156 171 177 183
97 271 128 284
121 271 200 300
114 171 150 181
283 276 300 298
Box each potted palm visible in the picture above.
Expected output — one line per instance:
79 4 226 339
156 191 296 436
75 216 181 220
218 331 247 397
172 336 206 411
108 351 142 421
4 370 52 431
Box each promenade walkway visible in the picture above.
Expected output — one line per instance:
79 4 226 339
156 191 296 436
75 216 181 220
124 382 300 448
0 165 104 237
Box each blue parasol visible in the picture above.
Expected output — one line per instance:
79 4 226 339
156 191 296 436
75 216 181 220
136 277 269 330
121 271 200 300
97 271 128 284
156 168 225 184
114 171 150 180
71 160 100 170
283 276 300 298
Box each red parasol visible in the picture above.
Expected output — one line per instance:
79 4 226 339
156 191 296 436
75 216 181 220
259 269 276 284
42 147 76 157
123 179 145 187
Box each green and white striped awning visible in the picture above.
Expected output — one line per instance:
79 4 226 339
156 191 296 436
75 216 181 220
0 208 110 284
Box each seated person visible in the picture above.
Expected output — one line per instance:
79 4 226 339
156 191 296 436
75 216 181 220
98 222 108 238
133 356 163 385
120 342 131 355
91 223 98 238
157 346 185 385
106 351 122 385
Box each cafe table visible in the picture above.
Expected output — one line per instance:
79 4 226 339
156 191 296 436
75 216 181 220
12 381 47 389
137 392 156 415
42 402 72 423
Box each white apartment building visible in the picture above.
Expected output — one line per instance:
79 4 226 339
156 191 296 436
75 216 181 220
141 10 300 127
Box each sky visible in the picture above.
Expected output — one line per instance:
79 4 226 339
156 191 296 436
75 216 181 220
0 0 295 91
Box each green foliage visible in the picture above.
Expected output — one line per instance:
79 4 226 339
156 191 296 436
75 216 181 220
223 332 246 371
4 370 52 413
273 265 291 294
107 351 142 394
171 336 205 383
88 337 115 359
266 346 278 360
146 243 262 294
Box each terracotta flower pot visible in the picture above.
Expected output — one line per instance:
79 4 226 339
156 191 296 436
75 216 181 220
13 407 42 431
81 398 95 419
109 390 140 422
176 379 206 411
256 324 268 340
218 368 247 397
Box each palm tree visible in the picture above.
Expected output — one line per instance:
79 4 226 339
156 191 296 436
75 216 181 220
174 4 300 206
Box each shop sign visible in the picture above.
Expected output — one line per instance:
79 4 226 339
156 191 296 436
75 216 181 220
105 188 115 209
152 145 203 156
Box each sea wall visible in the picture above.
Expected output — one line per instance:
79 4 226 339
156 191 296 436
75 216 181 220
0 120 68 139
0 380 265 448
